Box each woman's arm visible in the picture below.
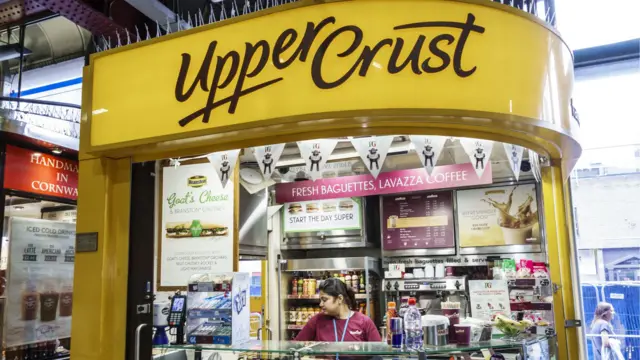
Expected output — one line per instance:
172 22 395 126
364 317 382 342
601 330 611 347
294 315 317 341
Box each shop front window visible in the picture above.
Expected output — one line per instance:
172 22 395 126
570 59 640 360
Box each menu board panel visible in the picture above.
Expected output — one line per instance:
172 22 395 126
283 198 362 233
457 184 540 248
5 218 75 346
381 191 454 250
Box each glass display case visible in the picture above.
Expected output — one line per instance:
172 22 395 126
277 257 382 340
152 335 557 360
186 273 250 345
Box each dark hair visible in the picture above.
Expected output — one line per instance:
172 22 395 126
320 277 357 310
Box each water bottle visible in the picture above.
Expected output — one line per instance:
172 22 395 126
403 297 423 350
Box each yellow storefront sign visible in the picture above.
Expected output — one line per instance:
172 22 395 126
87 0 576 152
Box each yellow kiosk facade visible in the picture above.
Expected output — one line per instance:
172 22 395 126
73 0 581 359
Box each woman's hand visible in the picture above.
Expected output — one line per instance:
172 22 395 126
601 331 611 347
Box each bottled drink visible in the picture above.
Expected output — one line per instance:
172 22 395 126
359 273 365 293
403 298 423 350
385 302 398 344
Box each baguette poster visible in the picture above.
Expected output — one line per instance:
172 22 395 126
456 184 540 247
161 163 234 286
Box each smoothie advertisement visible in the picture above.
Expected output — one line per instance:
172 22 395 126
456 184 540 247
5 218 75 346
161 163 234 287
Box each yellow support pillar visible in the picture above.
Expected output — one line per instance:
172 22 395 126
71 157 131 360
542 165 580 360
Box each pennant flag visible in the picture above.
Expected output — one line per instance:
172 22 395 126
297 139 338 181
503 143 525 181
253 144 286 179
410 136 447 175
460 138 494 178
350 136 394 178
207 149 241 188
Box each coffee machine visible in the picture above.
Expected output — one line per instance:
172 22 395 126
382 276 469 317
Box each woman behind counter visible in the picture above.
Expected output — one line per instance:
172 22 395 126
295 278 382 342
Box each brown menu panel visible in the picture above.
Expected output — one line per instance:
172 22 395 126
382 191 455 250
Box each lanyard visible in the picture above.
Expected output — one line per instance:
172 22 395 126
333 311 353 342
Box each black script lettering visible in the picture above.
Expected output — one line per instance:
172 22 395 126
312 25 364 89
174 13 484 127
422 34 454 73
202 50 241 123
229 40 271 113
388 37 425 75
272 29 299 69
394 13 485 77
175 41 217 101
293 17 336 62
357 39 393 76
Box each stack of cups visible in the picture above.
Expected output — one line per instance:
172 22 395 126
441 301 461 344
390 317 404 349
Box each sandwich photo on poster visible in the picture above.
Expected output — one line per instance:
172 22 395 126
456 184 539 248
283 198 361 233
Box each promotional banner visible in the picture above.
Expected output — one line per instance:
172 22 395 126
276 162 492 203
5 218 75 346
350 136 394 178
504 143 525 181
410 136 447 175
460 138 494 178
381 191 455 250
3 145 78 200
207 149 241 188
161 163 234 287
297 139 338 181
283 198 361 233
456 184 540 247
468 280 511 321
253 144 286 179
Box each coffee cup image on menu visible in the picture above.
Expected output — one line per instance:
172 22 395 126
481 186 538 245
388 215 399 228
165 220 228 238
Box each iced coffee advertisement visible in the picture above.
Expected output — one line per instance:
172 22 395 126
456 184 540 247
283 198 361 233
161 163 234 287
5 218 75 346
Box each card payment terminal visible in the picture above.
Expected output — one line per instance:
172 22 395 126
168 295 187 344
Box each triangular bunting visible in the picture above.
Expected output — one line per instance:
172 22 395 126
460 138 494 178
350 136 394 178
504 143 525 181
297 139 338 181
207 149 241 188
253 144 286 179
410 136 447 175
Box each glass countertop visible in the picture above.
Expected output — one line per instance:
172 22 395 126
153 335 552 355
